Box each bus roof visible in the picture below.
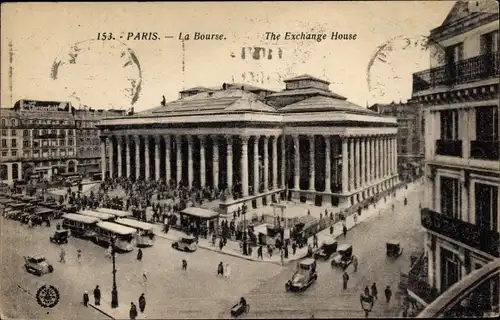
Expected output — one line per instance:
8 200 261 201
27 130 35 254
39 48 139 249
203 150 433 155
79 210 115 220
96 208 133 218
63 213 99 224
115 218 153 231
96 221 137 235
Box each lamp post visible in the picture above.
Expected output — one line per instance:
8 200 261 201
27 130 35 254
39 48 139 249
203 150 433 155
111 235 119 308
360 293 374 318
242 203 247 256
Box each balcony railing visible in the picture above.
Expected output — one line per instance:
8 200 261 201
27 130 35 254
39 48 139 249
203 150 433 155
470 140 499 160
436 139 462 157
413 52 500 93
421 208 500 257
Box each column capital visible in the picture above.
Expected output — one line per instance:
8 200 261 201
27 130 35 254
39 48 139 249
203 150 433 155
240 135 250 144
261 135 268 142
197 135 207 144
223 134 233 144
155 135 161 143
164 135 171 143
175 135 182 143
134 135 140 142
211 135 219 145
187 135 194 144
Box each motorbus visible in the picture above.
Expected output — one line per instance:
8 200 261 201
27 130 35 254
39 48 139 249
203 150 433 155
114 218 155 247
61 213 99 238
79 210 116 222
94 221 136 252
416 258 500 318
96 208 133 219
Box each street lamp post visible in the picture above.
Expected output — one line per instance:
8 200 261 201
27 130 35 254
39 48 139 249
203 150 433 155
242 204 247 256
111 236 119 308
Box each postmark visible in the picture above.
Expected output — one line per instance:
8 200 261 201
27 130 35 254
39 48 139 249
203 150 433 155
366 34 445 103
50 39 142 108
36 284 60 308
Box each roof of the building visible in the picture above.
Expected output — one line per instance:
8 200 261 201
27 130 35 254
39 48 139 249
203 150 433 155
267 87 346 100
280 95 378 115
284 74 330 84
140 88 277 116
180 83 275 94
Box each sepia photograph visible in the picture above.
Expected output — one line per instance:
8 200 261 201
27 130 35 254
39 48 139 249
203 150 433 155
0 1 498 319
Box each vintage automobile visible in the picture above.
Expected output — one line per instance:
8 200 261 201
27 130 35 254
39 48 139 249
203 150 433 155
314 237 338 260
24 254 54 276
50 230 69 244
230 298 250 317
386 241 403 258
331 244 353 269
286 258 318 292
171 235 198 252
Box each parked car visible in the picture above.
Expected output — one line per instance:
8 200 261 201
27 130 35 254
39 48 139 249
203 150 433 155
314 237 338 260
286 258 318 292
171 235 198 252
24 254 54 276
331 244 353 269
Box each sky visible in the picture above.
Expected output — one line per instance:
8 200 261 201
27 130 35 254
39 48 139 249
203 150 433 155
1 1 456 112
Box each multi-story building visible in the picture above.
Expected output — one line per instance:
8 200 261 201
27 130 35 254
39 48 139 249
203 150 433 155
369 101 425 181
0 99 126 185
408 0 499 314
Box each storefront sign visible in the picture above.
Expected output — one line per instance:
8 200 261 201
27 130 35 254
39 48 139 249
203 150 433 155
21 100 68 112
421 208 499 257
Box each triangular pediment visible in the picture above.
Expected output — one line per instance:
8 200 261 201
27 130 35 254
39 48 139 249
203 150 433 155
441 0 471 26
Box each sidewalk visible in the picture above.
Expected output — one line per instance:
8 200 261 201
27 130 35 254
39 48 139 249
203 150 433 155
89 295 147 320
151 181 420 265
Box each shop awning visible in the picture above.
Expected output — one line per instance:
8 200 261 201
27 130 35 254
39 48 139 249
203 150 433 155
181 207 219 219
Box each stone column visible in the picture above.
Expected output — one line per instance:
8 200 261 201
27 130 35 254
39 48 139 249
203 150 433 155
155 136 160 181
108 136 114 178
144 136 150 180
360 136 365 187
253 136 259 193
226 135 233 192
187 135 193 187
100 137 106 181
342 137 348 194
308 136 315 191
384 137 388 178
133 136 140 179
393 137 398 175
240 135 249 197
354 137 360 189
371 137 375 182
366 136 371 185
175 136 182 184
199 135 206 187
125 136 131 178
378 137 382 180
272 136 278 189
212 136 219 189
117 136 122 177
280 136 286 187
325 135 331 193
293 135 300 189
263 136 269 192
349 138 354 191
164 135 171 182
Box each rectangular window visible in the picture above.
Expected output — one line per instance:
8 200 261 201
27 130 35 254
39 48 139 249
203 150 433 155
23 140 30 148
1 151 7 157
446 43 464 64
23 130 29 137
440 176 460 219
476 106 499 141
68 139 74 146
11 139 16 148
1 130 6 136
440 110 459 140
23 151 30 157
1 140 6 148
11 150 17 157
60 139 65 146
475 183 499 232
33 141 40 148
11 129 16 136
481 30 499 54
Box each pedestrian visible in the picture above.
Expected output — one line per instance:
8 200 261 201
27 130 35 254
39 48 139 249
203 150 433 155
77 249 82 263
225 263 231 279
385 285 392 304
364 286 370 297
182 259 187 271
343 223 347 238
83 290 89 307
257 246 263 260
280 250 284 266
137 248 143 261
212 234 216 246
59 248 66 263
352 255 358 272
371 282 378 300
292 242 297 255
284 244 289 259
142 271 148 283
342 272 349 290
313 234 318 248
93 285 101 305
138 293 146 313
130 302 138 320
217 262 224 276
219 238 224 251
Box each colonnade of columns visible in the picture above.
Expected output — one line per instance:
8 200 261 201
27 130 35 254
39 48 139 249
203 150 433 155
101 133 398 199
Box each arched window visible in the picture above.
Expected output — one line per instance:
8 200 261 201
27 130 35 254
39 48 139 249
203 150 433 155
12 163 19 180
11 119 17 127
0 164 7 180
0 118 5 126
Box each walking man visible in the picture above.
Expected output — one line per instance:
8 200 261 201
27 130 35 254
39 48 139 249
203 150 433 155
217 262 224 277
371 282 378 300
77 249 82 263
313 234 318 249
384 285 392 304
59 248 66 263
137 248 143 261
257 246 263 260
93 285 101 306
83 291 89 307
343 223 347 238
342 271 349 290
130 302 138 320
138 293 146 313
182 259 187 271
352 255 358 272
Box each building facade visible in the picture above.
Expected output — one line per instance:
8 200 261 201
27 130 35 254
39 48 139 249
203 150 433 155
99 75 400 215
409 0 499 312
369 101 425 181
0 99 125 185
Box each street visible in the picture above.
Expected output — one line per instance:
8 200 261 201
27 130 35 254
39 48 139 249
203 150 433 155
216 183 425 319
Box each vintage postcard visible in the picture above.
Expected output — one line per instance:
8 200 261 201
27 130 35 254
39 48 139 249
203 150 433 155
1 1 499 319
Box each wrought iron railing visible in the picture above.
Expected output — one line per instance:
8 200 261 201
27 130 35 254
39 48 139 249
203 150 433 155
413 52 500 92
470 140 499 160
436 139 463 157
